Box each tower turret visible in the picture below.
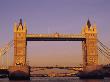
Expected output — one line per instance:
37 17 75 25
23 21 27 32
87 19 91 28
93 23 97 33
14 22 17 32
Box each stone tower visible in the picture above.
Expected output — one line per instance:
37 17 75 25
8 19 30 80
13 19 27 66
82 20 98 71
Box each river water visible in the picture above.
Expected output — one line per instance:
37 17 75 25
0 77 110 82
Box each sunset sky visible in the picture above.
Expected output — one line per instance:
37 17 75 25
0 0 110 66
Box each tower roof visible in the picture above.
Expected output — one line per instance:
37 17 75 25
19 19 22 25
87 19 91 28
17 18 23 30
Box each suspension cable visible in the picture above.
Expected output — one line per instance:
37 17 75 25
0 40 13 69
98 47 110 60
98 40 110 52
98 47 110 56
0 40 13 56
98 47 110 64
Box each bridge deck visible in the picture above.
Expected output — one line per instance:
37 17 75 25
30 66 83 71
26 33 85 41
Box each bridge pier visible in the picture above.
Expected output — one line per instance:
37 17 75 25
8 65 30 80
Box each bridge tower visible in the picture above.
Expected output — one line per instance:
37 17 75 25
9 19 30 80
82 20 98 71
13 19 27 66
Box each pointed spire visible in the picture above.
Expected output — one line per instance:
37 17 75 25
14 22 17 27
93 22 96 28
17 18 23 30
23 21 26 27
87 19 91 28
14 22 17 32
81 27 85 34
93 22 97 33
23 20 27 32
19 18 22 25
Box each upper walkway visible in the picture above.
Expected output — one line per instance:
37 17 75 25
26 33 86 41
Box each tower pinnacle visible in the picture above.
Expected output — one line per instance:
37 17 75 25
19 19 22 25
87 19 91 28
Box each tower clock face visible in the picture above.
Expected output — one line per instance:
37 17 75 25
17 33 24 39
17 33 21 37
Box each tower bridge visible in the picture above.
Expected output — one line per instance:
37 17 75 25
0 19 110 80
8 19 98 80
9 19 98 80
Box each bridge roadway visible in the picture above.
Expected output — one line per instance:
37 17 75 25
30 66 83 71
26 33 86 41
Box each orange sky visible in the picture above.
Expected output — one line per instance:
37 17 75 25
27 41 83 66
